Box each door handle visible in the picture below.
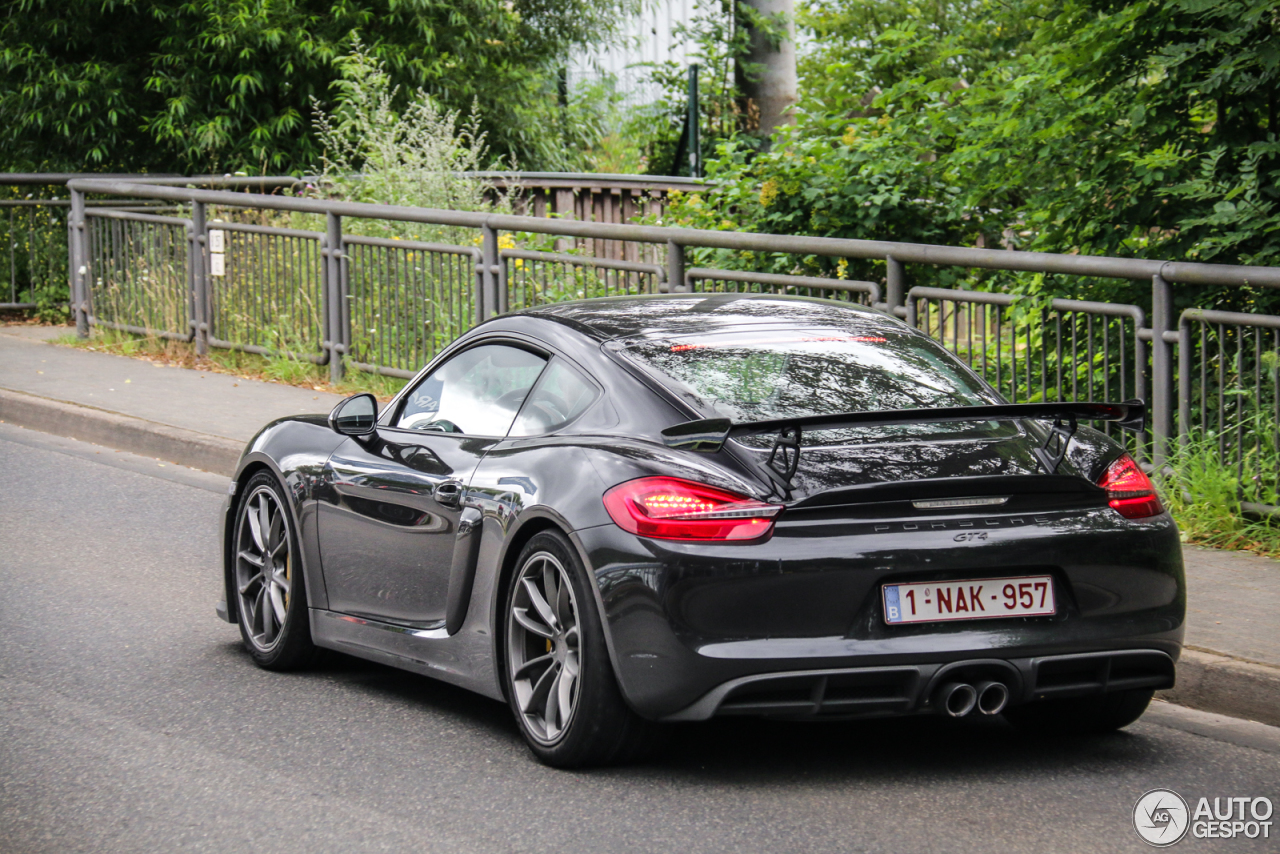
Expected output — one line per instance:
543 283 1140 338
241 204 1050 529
433 479 464 509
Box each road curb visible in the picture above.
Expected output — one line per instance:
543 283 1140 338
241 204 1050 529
0 387 242 476
1158 648 1280 728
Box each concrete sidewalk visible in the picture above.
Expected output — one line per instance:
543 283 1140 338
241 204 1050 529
0 324 345 473
3 323 1278 726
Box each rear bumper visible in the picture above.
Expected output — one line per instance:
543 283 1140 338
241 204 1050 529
661 649 1176 721
575 507 1185 720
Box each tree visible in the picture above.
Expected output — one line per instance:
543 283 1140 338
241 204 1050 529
672 0 1280 308
0 0 633 173
736 0 798 136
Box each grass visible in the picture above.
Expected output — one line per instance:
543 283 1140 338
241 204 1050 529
1156 432 1280 559
52 328 407 402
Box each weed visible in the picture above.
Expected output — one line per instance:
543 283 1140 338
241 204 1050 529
1157 425 1280 558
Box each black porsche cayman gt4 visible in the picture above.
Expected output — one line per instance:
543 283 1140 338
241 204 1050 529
217 294 1183 767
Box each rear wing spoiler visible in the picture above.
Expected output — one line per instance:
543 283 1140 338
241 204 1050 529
660 400 1146 480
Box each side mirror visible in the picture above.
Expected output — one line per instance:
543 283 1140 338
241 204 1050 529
329 393 378 436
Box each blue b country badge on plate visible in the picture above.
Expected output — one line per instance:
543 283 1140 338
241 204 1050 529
883 584 903 623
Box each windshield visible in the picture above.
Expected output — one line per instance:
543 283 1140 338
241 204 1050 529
620 327 1009 444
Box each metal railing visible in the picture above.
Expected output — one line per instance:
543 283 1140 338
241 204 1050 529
1178 309 1280 513
50 176 1280 513
2 172 697 313
906 288 1148 451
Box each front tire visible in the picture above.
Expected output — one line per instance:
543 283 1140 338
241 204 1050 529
1004 688 1154 735
502 530 658 768
232 472 315 670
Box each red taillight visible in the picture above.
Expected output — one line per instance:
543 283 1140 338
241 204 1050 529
602 476 783 541
1098 454 1164 519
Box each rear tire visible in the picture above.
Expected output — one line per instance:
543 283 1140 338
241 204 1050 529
502 530 660 768
1004 688 1154 735
232 472 316 671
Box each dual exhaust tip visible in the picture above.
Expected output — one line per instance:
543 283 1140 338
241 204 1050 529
936 680 1009 718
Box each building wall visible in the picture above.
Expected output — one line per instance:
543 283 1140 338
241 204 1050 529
568 0 702 104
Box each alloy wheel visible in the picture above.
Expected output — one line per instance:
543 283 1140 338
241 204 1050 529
507 550 581 744
235 485 293 652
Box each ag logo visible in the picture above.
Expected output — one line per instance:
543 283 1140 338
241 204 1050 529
1134 789 1190 846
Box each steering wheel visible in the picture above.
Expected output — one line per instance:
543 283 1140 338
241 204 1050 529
495 389 530 410
521 401 564 432
532 390 570 418
517 390 572 433
420 418 461 433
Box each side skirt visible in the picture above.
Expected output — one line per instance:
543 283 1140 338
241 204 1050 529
309 608 504 702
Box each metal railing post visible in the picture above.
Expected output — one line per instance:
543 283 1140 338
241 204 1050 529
1151 273 1175 465
324 212 346 383
886 255 905 317
69 188 88 337
667 240 686 293
191 200 209 356
1178 311 1191 449
480 224 501 320
687 64 701 179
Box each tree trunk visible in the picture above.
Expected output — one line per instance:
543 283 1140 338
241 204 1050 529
735 0 797 139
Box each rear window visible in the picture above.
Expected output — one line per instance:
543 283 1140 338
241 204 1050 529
619 328 1009 443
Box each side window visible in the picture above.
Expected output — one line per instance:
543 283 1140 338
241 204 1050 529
509 358 599 437
396 344 547 436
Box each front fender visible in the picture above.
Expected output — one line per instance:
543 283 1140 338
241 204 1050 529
219 416 346 624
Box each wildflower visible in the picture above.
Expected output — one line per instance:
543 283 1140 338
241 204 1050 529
759 178 779 208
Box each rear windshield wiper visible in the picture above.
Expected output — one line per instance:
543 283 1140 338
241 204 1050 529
660 400 1147 482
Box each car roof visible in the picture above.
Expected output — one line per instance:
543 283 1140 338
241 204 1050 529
514 294 894 342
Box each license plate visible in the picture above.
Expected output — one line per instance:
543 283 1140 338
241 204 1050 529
882 575 1056 624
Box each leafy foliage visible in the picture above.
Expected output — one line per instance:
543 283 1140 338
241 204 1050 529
0 0 633 173
673 0 1280 307
312 44 510 228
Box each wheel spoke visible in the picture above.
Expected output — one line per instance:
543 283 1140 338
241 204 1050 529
513 651 555 681
269 584 287 626
271 537 288 558
252 585 268 636
544 666 564 734
246 499 266 552
260 587 277 644
238 570 264 596
243 583 258 629
554 573 572 627
257 498 272 555
522 659 559 715
271 570 291 595
513 607 554 639
542 562 561 623
267 510 284 553
556 663 575 727
238 549 264 568
521 577 558 632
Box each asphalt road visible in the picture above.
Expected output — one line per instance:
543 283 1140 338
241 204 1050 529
2 423 1278 854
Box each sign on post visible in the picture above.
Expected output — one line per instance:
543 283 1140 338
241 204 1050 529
209 227 225 277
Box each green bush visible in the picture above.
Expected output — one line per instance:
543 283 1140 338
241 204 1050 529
673 0 1280 313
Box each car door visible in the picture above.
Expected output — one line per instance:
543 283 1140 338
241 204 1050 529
317 342 548 626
